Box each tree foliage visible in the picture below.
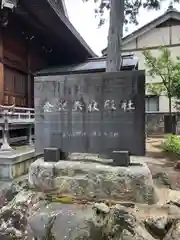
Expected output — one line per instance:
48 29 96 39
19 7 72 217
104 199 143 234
83 0 180 27
143 46 180 99
143 46 180 132
172 62 180 104
146 82 165 96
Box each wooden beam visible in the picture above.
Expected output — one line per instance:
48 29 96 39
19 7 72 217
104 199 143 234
27 46 32 108
0 27 4 105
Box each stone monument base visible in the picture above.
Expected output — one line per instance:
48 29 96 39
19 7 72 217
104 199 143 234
28 153 158 204
0 147 42 180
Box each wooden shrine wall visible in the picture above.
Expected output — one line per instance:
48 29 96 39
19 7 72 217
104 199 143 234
3 67 27 106
3 29 26 106
0 27 4 105
0 23 48 107
3 28 27 72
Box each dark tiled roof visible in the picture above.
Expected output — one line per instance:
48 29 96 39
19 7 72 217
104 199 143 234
36 54 138 76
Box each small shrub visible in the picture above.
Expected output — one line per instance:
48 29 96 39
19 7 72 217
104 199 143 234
162 134 180 155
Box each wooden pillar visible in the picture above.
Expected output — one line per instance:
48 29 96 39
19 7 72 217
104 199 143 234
0 26 4 105
27 46 32 108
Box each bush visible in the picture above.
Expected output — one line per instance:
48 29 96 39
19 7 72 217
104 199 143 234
162 134 180 155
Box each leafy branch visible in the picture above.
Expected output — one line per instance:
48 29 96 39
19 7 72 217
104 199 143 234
82 0 180 27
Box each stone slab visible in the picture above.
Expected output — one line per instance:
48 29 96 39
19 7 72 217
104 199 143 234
0 147 35 163
35 71 145 156
28 156 157 204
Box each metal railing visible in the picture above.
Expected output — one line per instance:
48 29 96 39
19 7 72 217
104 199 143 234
0 105 35 151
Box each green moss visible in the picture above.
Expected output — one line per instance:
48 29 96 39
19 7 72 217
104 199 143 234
45 194 74 204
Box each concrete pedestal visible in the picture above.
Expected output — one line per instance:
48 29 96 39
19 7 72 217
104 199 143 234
0 147 41 180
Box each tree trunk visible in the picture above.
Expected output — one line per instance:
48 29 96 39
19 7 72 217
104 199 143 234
106 0 124 72
168 96 174 134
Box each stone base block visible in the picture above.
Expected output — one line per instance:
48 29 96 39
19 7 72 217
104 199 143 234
111 150 130 166
44 147 60 162
28 155 158 204
0 147 42 180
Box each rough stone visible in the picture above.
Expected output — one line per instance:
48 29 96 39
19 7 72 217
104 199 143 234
120 225 156 240
152 172 172 188
28 202 156 240
94 202 110 213
156 188 180 205
28 159 55 191
174 161 180 170
164 220 180 240
28 203 94 240
144 216 172 238
2 185 180 239
68 152 114 164
0 182 23 208
135 203 180 222
28 157 157 204
0 189 43 240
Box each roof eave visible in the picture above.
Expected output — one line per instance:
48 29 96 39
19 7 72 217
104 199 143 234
48 0 97 58
123 11 180 45
60 0 69 19
102 10 180 55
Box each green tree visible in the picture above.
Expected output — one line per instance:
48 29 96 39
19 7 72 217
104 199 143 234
83 0 180 72
172 65 180 108
143 46 180 133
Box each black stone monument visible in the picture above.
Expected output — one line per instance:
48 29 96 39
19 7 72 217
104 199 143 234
35 70 145 156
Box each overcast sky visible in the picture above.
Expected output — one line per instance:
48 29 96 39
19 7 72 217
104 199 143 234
65 0 180 56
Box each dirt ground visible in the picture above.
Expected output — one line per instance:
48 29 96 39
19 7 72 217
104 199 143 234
145 136 180 190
